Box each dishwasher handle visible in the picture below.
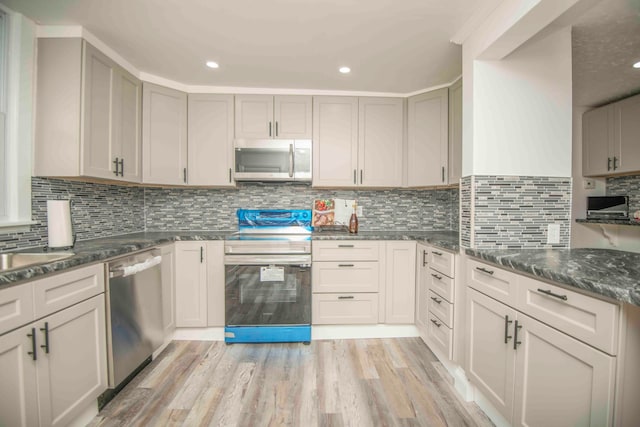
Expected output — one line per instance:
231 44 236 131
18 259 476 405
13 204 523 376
109 255 162 278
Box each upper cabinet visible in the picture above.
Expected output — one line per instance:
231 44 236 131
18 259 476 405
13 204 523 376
187 94 235 186
583 93 640 176
34 39 142 182
407 88 449 187
312 96 403 188
448 79 462 184
142 83 188 185
235 95 312 139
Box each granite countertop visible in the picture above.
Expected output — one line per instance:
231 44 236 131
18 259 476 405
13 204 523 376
576 218 640 226
0 229 458 287
466 247 640 307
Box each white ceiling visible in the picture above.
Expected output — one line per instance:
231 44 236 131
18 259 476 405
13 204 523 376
571 0 640 108
0 0 497 93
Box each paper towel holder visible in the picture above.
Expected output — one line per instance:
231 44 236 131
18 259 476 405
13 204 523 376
45 199 76 251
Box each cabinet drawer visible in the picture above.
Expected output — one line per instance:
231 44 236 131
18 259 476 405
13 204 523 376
467 259 518 307
312 262 379 293
426 311 453 360
429 248 455 278
428 290 453 327
312 241 380 261
517 276 619 355
33 263 105 319
312 293 378 324
0 284 34 335
428 268 454 302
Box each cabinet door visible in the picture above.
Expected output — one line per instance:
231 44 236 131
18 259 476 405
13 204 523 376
312 96 359 187
0 324 39 427
274 95 312 139
448 80 462 184
582 105 613 176
614 93 640 174
415 244 430 330
36 295 107 427
113 67 142 182
384 241 416 324
235 95 274 139
206 241 225 327
142 83 188 185
513 313 615 427
188 94 235 186
467 288 517 421
407 89 449 186
358 97 403 187
160 244 176 337
81 41 116 179
174 242 208 327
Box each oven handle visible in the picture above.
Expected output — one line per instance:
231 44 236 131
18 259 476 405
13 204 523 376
224 255 312 266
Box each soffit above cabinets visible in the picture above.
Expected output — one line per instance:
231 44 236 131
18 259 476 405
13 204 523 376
1 0 494 93
572 0 640 108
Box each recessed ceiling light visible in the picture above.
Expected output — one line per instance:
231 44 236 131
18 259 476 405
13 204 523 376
206 61 219 69
633 61 640 69
339 66 351 74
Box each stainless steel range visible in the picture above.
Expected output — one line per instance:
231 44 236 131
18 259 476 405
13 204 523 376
224 209 312 343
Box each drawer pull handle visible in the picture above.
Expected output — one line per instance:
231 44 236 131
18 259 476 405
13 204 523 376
40 322 50 354
27 328 37 361
338 264 354 267
537 288 567 301
338 244 354 248
476 267 494 275
504 315 513 344
431 273 442 280
430 296 442 304
338 295 354 300
514 320 522 350
430 319 442 328
432 251 443 256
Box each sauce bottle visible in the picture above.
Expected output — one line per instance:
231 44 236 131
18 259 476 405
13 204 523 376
349 202 359 234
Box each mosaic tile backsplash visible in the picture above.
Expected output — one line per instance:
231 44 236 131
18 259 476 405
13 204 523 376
460 176 472 248
1 179 459 251
607 175 640 214
471 175 572 249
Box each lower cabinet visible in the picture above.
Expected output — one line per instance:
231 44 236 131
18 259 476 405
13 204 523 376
0 294 107 427
160 244 176 338
467 288 615 426
312 293 379 324
174 241 225 328
384 241 416 324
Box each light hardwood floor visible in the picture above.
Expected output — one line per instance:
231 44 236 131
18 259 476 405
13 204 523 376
90 338 493 427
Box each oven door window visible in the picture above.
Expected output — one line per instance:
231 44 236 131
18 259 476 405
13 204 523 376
225 264 311 326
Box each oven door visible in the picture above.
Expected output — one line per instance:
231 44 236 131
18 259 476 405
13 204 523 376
224 255 311 326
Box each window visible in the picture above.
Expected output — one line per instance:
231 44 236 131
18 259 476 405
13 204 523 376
0 6 35 230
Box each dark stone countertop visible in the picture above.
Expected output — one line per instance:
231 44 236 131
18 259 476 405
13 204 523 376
0 230 458 288
466 247 640 307
576 218 640 227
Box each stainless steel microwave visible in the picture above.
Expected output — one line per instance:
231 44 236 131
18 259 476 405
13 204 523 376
234 139 312 182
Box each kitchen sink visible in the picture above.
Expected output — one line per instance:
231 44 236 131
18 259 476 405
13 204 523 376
0 252 75 272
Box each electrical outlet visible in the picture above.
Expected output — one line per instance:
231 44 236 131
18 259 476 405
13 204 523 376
583 179 596 190
547 224 560 244
357 206 363 217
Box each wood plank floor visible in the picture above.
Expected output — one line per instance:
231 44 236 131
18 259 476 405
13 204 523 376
90 338 493 427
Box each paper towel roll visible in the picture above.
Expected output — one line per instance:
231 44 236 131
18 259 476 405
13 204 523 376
47 200 73 248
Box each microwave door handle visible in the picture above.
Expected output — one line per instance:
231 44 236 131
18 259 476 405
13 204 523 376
289 143 294 178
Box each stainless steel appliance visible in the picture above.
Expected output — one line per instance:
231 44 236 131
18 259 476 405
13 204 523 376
234 139 312 182
587 196 629 219
224 209 312 343
105 249 163 388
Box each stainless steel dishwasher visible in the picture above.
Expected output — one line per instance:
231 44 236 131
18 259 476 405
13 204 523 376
105 249 163 389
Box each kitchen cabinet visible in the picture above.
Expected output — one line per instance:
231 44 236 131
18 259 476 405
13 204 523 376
448 79 462 184
175 242 208 327
235 95 312 139
0 264 107 427
160 244 176 338
424 246 456 359
407 88 449 187
358 97 404 187
187 94 235 186
311 241 381 324
206 241 225 327
142 82 188 185
583 92 640 176
34 38 142 182
466 259 618 426
384 241 416 324
415 244 430 332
